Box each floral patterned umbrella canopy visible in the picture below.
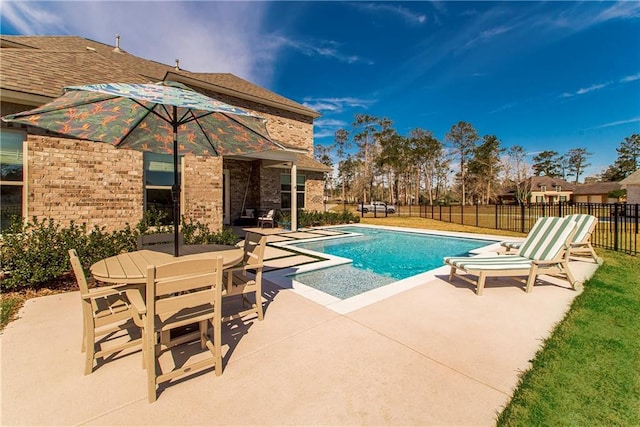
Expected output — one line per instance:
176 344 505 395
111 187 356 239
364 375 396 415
2 81 281 256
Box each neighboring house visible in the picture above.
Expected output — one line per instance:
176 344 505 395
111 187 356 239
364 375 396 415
621 170 640 204
528 176 574 204
0 35 330 232
572 181 624 203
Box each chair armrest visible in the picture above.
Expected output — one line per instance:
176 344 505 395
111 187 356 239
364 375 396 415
125 288 146 316
82 286 124 299
224 263 264 273
531 259 562 267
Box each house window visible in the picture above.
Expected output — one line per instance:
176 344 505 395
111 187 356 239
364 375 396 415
559 195 567 202
280 173 305 210
1 130 26 232
144 153 180 225
540 185 547 192
535 196 544 203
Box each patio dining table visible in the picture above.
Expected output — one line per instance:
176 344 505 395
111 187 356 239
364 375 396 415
90 244 244 285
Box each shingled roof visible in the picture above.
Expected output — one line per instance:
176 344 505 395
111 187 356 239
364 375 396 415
0 35 319 118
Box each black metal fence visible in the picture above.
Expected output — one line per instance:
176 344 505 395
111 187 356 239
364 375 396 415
353 202 638 255
413 202 638 255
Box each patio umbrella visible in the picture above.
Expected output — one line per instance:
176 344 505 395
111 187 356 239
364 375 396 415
2 81 281 256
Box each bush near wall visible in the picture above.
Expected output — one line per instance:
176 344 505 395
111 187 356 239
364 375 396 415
277 210 360 228
0 214 239 291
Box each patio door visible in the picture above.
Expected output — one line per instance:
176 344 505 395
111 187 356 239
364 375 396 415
223 169 230 225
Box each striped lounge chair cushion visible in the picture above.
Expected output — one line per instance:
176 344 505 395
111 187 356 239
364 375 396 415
444 255 532 271
564 214 596 244
518 217 576 261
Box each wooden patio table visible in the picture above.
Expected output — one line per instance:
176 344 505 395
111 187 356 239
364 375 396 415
90 244 244 285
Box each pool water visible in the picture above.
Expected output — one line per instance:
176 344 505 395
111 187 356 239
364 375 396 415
289 226 495 299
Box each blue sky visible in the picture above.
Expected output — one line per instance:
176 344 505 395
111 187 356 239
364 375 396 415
2 1 639 180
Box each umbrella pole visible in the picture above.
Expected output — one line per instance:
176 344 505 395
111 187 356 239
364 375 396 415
172 106 180 257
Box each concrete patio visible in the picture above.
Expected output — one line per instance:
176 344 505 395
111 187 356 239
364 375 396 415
0 228 600 426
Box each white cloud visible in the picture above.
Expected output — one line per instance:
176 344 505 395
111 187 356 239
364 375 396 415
561 82 610 98
302 97 375 113
1 1 277 86
592 117 640 129
355 3 427 25
621 73 640 83
270 35 373 65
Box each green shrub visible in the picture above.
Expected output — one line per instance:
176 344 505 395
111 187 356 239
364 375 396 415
280 210 360 228
181 217 238 245
0 217 138 290
0 215 238 291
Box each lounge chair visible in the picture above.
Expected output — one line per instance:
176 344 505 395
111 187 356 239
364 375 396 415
501 214 600 263
68 249 141 375
258 209 275 228
223 232 268 321
126 257 225 403
444 216 580 295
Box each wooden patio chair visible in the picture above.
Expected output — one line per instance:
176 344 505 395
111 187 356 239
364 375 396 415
68 249 141 375
223 232 268 321
445 216 579 295
137 232 184 250
125 257 224 403
257 209 275 228
501 214 601 263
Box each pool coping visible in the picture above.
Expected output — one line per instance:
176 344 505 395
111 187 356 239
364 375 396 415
264 224 516 314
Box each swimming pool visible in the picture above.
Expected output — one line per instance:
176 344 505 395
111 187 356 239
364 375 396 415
269 225 498 306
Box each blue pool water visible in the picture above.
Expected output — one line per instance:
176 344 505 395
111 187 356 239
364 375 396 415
289 226 495 299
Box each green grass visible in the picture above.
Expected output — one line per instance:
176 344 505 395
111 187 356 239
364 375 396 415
497 249 640 426
1 296 23 329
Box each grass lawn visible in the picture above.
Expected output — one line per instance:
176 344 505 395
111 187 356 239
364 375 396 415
496 248 640 426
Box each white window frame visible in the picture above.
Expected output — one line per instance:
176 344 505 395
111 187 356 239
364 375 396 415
1 129 27 230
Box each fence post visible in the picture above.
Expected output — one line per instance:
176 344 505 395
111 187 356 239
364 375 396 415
449 204 452 223
520 203 525 233
495 204 498 229
439 204 442 221
558 201 563 217
461 203 464 225
614 203 619 251
476 203 479 227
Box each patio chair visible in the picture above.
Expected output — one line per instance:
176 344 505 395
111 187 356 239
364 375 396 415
125 257 224 403
257 209 275 228
444 216 579 295
137 232 184 250
223 232 268 321
68 249 141 375
501 214 601 263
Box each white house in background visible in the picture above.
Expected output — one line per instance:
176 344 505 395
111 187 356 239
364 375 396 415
621 170 640 204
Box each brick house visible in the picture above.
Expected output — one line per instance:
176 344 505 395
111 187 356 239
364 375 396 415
0 35 330 232
572 181 624 203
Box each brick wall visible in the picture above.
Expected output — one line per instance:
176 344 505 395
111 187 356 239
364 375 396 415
199 89 314 152
182 155 223 231
26 135 143 231
305 171 326 211
224 159 261 221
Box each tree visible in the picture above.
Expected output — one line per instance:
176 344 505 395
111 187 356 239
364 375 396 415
408 128 445 205
467 134 504 204
601 134 640 181
352 114 391 203
446 121 479 205
532 150 561 177
502 145 531 205
334 128 351 205
566 147 592 183
314 143 334 204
